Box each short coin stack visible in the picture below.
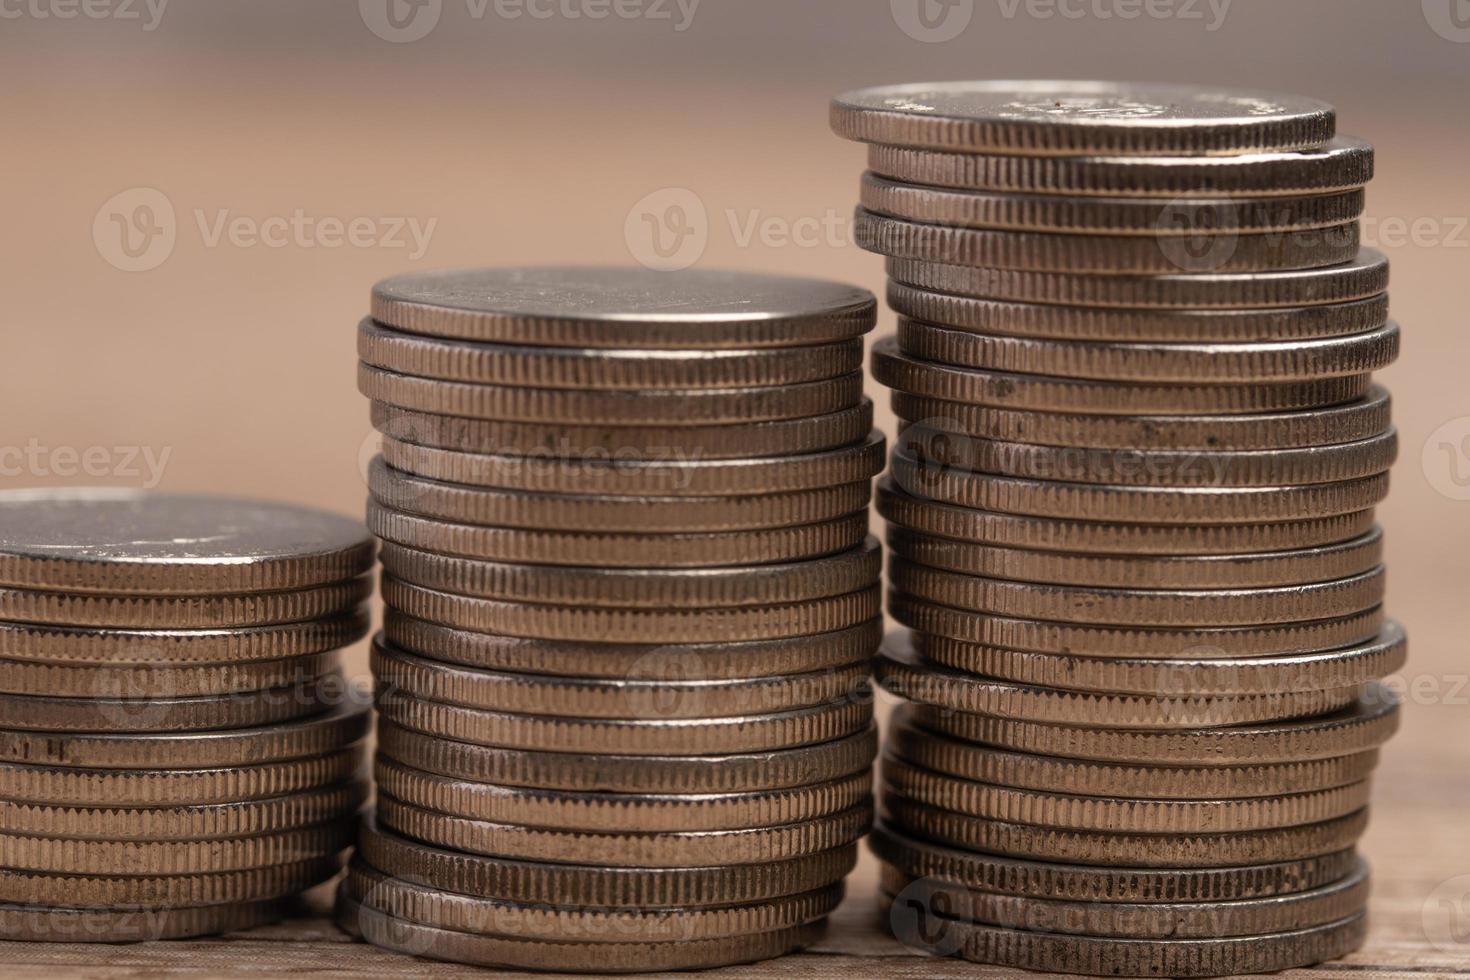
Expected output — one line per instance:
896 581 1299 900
345 268 886 971
831 81 1405 976
0 490 373 942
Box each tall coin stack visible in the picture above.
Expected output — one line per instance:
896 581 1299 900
0 491 373 942
345 268 886 971
831 81 1405 976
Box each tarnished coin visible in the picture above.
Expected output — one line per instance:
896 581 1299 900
378 539 879 608
869 822 1360 902
876 635 1360 728
375 757 870 832
377 691 872 756
347 859 842 943
912 623 1407 696
880 756 1370 833
0 782 367 841
876 480 1378 556
889 452 1390 524
0 694 370 769
0 675 343 733
376 720 877 794
880 859 1369 939
861 173 1364 234
831 81 1336 155
891 388 1392 451
361 365 867 426
0 820 354 875
376 795 871 867
887 717 1379 798
866 136 1374 197
897 317 1399 383
371 399 873 459
886 248 1388 308
889 595 1383 657
0 576 372 629
0 610 370 667
888 526 1384 589
0 746 365 806
0 489 373 595
881 797 1369 868
910 684 1400 765
369 457 873 534
359 319 863 389
0 899 288 943
357 818 858 909
371 639 868 720
341 894 826 973
381 577 881 643
379 431 886 496
887 559 1386 627
874 340 1372 415
383 612 881 680
370 267 876 348
886 281 1388 343
0 650 342 699
0 857 342 910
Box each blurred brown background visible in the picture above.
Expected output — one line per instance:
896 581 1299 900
1 0 1468 951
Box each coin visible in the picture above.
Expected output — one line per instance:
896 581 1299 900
831 82 1336 155
375 795 871 867
377 691 872 756
0 576 371 629
371 399 873 459
381 577 881 643
375 758 870 832
0 694 370 769
911 685 1400 765
370 268 876 348
361 365 867 426
861 173 1364 234
357 817 858 909
0 899 288 942
0 675 342 733
890 388 1392 450
879 859 1369 938
866 136 1374 197
886 248 1389 308
888 526 1384 588
897 318 1399 383
855 209 1360 275
0 650 341 698
0 610 370 667
911 624 1407 696
379 431 886 496
376 720 877 794
383 612 881 680
371 640 867 720
0 489 373 595
369 457 873 533
359 319 864 389
0 857 343 909
0 820 354 875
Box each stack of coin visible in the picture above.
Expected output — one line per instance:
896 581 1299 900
0 490 373 942
345 268 886 970
831 81 1404 976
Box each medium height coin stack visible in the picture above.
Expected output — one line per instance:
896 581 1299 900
0 491 373 942
832 81 1405 976
346 268 886 971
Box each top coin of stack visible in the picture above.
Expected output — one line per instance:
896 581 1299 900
832 81 1402 978
347 267 886 972
0 489 374 942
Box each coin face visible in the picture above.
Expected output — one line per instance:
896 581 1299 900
832 81 1335 155
371 267 876 347
0 490 373 595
